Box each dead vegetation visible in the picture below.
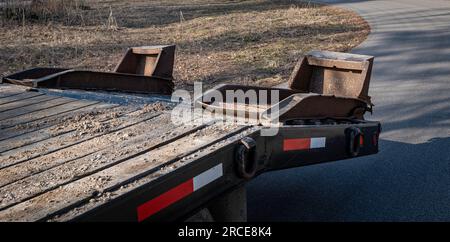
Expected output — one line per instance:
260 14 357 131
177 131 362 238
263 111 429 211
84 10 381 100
0 0 370 89
0 0 90 25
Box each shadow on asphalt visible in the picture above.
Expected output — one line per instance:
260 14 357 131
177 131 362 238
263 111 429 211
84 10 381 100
247 137 450 221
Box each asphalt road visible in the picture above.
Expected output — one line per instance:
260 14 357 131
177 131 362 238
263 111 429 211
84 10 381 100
247 0 450 221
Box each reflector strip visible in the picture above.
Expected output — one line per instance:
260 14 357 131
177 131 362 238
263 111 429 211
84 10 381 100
137 179 192 222
310 137 326 148
283 137 326 151
137 163 223 222
193 163 223 191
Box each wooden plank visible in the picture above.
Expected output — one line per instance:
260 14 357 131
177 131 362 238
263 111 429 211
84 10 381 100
0 92 23 99
0 113 203 210
0 104 132 153
0 92 43 105
54 126 259 222
0 111 173 182
0 84 29 98
0 95 59 113
0 123 246 221
0 97 75 121
0 107 162 170
0 102 116 142
0 99 99 129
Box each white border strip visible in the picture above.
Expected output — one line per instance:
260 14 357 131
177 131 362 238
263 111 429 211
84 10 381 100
193 163 223 191
310 137 326 148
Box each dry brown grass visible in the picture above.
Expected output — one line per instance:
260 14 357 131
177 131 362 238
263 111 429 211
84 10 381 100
0 0 89 25
0 0 370 90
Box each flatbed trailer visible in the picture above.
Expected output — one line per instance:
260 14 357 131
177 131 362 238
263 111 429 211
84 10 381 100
0 48 381 222
0 83 379 222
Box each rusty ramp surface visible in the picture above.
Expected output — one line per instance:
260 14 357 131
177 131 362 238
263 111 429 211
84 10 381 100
2 45 175 95
198 50 374 123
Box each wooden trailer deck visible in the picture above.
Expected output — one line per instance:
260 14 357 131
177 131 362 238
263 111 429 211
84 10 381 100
0 84 254 221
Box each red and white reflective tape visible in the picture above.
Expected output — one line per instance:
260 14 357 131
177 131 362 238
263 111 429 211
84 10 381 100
137 163 223 222
283 137 326 151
